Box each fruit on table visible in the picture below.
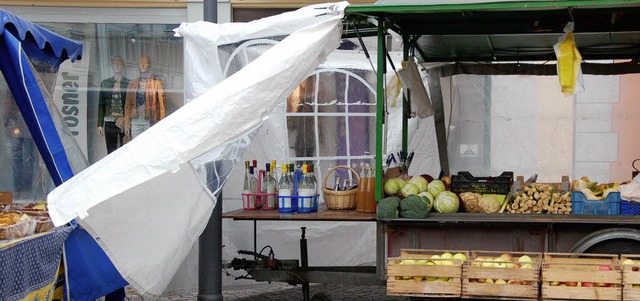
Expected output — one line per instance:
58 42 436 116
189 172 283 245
453 253 468 262
441 175 452 188
623 258 640 271
517 255 534 269
396 252 464 281
495 279 507 285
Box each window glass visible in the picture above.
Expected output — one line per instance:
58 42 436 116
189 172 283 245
286 67 377 177
0 22 184 202
38 23 184 164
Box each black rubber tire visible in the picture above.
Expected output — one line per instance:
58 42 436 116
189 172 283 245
584 239 640 254
311 292 332 301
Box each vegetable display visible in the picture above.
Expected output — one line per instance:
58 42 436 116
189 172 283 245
399 194 431 219
377 196 401 219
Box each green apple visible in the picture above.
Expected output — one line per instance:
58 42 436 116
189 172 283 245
431 255 442 265
441 252 454 259
453 253 468 262
494 257 507 268
400 259 416 265
518 255 533 269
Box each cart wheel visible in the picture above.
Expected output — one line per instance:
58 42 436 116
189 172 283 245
311 292 332 301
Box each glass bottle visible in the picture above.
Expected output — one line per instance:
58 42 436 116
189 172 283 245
356 164 367 212
278 164 292 209
243 162 256 209
288 163 295 185
250 166 259 207
271 160 277 183
297 164 315 211
309 163 318 196
364 164 377 213
262 163 277 209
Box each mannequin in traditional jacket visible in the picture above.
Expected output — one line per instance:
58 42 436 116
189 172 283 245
124 55 166 137
97 56 129 153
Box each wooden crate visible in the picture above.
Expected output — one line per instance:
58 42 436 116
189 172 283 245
541 253 622 301
462 250 542 300
386 249 468 298
621 254 640 301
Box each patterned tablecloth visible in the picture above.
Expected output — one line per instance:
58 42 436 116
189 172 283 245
0 225 73 301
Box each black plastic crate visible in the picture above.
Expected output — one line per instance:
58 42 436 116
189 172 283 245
450 171 513 195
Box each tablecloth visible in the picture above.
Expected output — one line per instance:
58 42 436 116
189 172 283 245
0 225 73 300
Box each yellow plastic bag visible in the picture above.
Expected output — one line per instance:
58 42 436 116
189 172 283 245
554 22 583 94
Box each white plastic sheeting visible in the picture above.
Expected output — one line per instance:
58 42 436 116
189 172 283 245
178 2 349 103
47 2 346 297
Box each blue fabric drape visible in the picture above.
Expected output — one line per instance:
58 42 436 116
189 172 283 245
1 8 127 301
0 30 74 185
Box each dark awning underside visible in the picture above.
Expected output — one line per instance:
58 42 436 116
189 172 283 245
345 0 640 62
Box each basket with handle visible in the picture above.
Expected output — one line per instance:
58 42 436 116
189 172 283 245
322 165 361 210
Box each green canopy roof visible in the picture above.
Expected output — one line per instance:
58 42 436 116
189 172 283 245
345 0 640 62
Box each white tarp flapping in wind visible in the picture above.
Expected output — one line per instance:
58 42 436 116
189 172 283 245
47 2 347 297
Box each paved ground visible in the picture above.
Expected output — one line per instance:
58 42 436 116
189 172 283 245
123 283 411 300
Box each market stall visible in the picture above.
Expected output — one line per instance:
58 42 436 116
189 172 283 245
0 8 83 300
223 1 640 300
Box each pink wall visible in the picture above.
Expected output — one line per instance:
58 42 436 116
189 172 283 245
611 74 640 182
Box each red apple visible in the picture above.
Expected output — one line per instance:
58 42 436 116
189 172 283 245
565 282 578 287
598 265 613 271
582 282 594 287
500 253 514 262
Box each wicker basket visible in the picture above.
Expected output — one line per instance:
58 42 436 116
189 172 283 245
322 165 360 210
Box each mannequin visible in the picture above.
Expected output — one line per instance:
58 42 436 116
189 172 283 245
97 56 129 153
124 54 166 138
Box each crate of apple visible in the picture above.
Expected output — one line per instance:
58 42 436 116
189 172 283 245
386 249 468 298
621 255 640 300
462 251 541 300
542 253 621 301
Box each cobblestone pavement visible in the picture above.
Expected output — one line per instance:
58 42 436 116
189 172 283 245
124 283 411 300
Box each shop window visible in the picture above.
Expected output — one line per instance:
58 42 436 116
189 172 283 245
37 22 185 163
0 22 185 202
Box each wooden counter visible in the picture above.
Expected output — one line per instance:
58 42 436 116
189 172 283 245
222 204 376 221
